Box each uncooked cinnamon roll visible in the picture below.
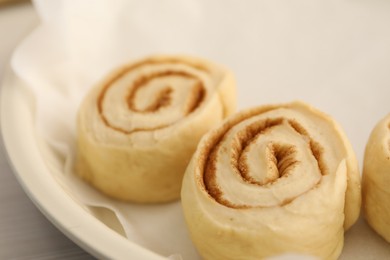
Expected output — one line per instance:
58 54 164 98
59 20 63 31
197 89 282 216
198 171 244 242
76 55 236 203
362 113 390 242
181 101 361 260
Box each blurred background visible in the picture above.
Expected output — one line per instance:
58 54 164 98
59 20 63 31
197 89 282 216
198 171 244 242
0 1 95 259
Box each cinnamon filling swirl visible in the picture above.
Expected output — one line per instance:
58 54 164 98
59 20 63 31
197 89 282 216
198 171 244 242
181 101 361 260
202 115 327 209
96 59 207 134
76 55 236 203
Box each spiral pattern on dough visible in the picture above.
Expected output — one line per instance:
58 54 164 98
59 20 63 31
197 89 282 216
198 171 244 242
181 102 361 260
98 58 211 136
76 55 236 202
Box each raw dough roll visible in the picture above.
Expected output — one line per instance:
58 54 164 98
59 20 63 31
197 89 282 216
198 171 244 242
181 101 360 260
363 113 390 242
76 55 236 203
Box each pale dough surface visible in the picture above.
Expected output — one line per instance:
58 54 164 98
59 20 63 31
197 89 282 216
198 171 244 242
76 55 236 203
181 101 361 260
363 113 390 242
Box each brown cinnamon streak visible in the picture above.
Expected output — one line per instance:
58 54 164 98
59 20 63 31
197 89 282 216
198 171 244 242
97 58 207 134
202 115 326 209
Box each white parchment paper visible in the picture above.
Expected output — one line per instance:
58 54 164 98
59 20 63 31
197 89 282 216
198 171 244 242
11 0 390 259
